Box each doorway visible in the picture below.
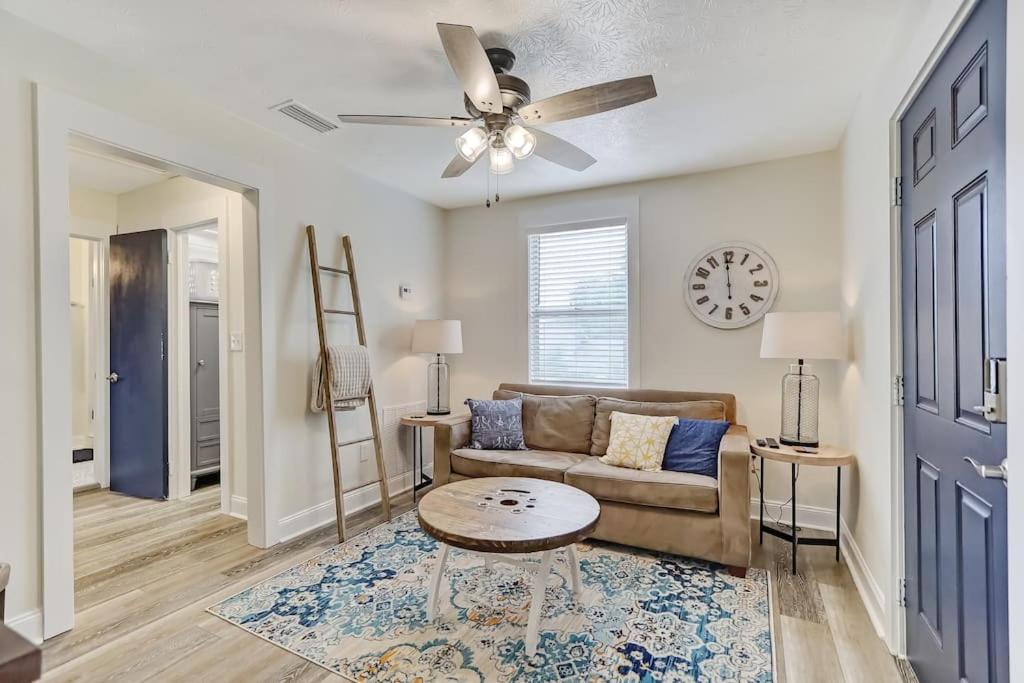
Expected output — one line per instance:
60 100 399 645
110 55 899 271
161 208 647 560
898 0 1008 679
64 143 249 633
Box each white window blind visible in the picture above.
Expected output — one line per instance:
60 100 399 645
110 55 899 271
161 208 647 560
528 223 629 388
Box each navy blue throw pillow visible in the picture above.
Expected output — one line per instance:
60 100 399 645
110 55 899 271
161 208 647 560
662 418 730 478
464 397 527 450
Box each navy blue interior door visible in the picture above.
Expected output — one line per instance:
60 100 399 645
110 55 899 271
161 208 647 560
109 229 169 500
899 0 1007 680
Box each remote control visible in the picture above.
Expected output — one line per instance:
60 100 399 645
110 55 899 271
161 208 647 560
765 437 780 449
756 438 767 447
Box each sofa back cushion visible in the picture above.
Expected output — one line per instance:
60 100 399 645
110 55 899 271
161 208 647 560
464 397 527 450
493 390 597 454
497 383 737 423
590 397 727 456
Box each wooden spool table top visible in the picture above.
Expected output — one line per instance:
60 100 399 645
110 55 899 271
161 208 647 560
417 477 600 553
749 440 855 467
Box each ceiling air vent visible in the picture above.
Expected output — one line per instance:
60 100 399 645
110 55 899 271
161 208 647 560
270 99 338 134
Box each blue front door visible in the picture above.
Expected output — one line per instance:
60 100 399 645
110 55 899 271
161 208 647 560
108 229 169 500
899 0 1008 680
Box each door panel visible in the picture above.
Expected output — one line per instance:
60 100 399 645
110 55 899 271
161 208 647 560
900 0 1007 680
109 230 169 500
190 302 221 475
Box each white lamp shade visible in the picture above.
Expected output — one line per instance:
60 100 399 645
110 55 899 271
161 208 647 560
411 319 463 354
760 312 844 360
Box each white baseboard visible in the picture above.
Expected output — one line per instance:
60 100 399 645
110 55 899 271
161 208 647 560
839 516 888 643
229 494 247 520
7 608 43 644
750 497 837 531
276 467 432 544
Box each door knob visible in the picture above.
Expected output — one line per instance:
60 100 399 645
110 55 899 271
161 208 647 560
963 456 1008 483
106 372 119 384
197 359 206 367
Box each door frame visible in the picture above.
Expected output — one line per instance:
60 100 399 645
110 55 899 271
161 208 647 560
887 0 984 657
168 219 232 516
34 85 276 639
67 234 110 489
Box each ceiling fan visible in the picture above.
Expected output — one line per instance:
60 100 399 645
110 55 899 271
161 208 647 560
338 23 658 181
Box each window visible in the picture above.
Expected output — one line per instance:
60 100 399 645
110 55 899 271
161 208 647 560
528 222 630 387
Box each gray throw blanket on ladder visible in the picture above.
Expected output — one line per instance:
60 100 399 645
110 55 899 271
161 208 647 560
311 345 370 412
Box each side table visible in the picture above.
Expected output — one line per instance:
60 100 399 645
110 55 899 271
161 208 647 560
401 413 466 503
750 440 855 573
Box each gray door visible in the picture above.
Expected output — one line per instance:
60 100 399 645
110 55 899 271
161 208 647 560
190 302 221 485
899 0 1007 680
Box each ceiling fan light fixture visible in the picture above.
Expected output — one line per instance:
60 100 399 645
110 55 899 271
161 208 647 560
503 123 536 159
489 145 515 175
455 127 488 162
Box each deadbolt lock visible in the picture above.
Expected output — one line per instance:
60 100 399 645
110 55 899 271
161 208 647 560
973 358 1007 423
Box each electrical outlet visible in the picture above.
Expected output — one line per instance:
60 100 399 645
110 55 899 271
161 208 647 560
398 283 413 299
229 331 244 351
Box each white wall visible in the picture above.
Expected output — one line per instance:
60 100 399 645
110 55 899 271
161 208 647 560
443 151 842 509
67 237 92 448
0 9 444 635
1004 0 1023 672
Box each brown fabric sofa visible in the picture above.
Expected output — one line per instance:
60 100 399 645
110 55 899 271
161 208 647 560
432 383 753 573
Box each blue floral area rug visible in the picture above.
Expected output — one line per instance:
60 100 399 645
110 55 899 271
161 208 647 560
209 512 774 682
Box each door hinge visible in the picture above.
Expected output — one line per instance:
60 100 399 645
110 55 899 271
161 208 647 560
893 375 905 406
892 176 903 207
897 577 907 607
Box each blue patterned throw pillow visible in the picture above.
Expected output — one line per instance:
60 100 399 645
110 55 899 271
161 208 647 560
662 418 730 478
464 397 527 450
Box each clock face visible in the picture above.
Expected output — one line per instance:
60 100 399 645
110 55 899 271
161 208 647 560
684 242 779 329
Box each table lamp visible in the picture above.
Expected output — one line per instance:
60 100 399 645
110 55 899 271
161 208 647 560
760 312 844 447
412 319 463 415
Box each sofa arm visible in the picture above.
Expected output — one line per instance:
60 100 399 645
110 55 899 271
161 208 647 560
718 424 752 568
432 414 471 486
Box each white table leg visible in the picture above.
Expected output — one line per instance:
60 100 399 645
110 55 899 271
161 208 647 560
426 543 450 620
565 544 582 597
525 549 554 656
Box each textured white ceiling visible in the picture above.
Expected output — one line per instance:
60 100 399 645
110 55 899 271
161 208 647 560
7 0 912 208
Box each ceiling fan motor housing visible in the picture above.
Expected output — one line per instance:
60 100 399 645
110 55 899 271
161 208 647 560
464 48 531 118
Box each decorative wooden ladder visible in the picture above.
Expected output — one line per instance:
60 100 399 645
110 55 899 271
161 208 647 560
305 225 392 542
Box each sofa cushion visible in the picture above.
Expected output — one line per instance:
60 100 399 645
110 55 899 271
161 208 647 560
450 448 588 482
663 418 731 477
599 411 678 472
590 398 727 456
464 396 526 450
564 458 719 513
493 390 597 454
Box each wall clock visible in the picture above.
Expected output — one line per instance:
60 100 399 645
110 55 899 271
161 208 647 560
684 241 779 329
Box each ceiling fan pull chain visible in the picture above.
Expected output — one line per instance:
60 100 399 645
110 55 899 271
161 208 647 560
485 167 491 208
495 170 501 204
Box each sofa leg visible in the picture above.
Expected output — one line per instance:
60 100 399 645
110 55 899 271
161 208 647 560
726 565 747 579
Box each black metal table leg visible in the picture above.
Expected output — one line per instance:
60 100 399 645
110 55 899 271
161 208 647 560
835 466 841 562
791 463 798 574
411 425 418 505
759 456 764 545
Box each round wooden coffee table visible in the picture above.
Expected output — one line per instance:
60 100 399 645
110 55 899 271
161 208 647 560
417 477 600 656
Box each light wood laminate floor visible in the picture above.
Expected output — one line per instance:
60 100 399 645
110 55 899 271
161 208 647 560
46 486 906 681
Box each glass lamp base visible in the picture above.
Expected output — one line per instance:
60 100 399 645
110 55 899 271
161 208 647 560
426 354 450 415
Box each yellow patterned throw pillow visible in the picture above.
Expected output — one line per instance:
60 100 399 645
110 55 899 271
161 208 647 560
600 411 678 472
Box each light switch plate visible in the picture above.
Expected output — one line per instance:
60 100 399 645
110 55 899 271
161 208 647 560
229 332 243 351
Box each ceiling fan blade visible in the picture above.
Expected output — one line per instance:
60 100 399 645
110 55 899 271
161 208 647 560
518 75 657 124
337 114 475 127
436 23 503 115
441 152 483 178
529 128 597 171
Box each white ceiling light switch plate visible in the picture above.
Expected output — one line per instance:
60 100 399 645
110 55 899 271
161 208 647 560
229 332 244 351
